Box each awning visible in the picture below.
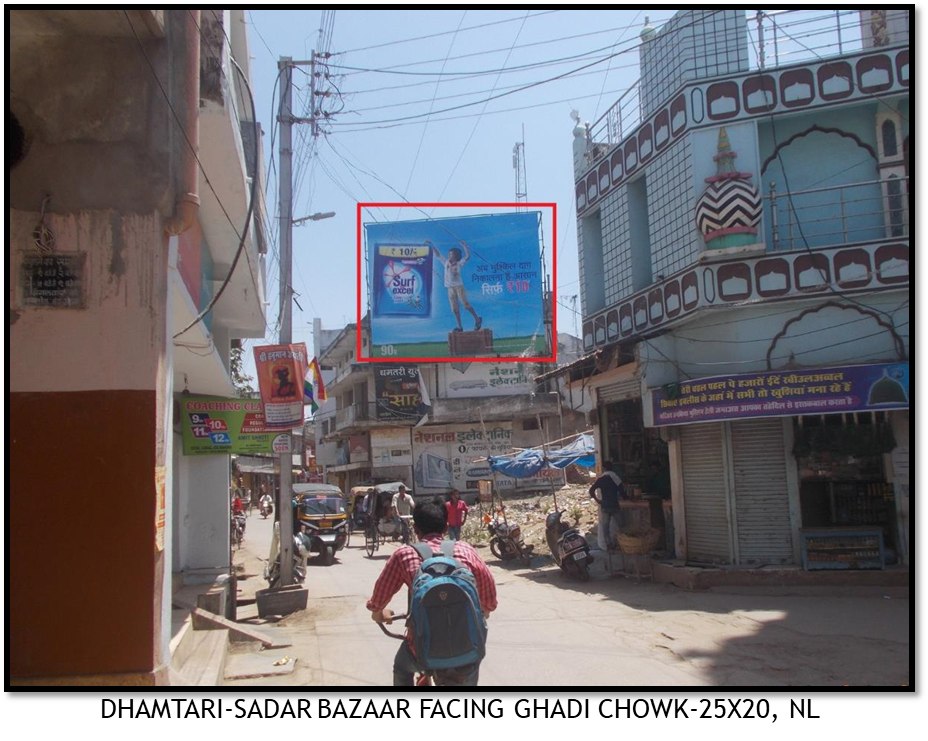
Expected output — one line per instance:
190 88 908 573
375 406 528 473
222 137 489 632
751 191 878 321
488 434 596 479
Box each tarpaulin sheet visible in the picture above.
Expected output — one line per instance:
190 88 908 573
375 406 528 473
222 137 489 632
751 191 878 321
488 434 595 479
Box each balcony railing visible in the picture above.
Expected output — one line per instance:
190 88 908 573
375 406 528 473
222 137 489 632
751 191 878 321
749 9 909 70
765 177 908 252
334 402 418 431
589 82 640 149
587 9 908 156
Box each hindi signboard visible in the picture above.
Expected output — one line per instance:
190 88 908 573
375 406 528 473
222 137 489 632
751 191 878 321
374 365 423 420
650 362 909 426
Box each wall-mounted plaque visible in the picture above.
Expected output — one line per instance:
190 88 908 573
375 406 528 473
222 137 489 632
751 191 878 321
21 253 86 308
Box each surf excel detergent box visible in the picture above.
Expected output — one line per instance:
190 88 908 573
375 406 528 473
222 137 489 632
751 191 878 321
372 244 433 318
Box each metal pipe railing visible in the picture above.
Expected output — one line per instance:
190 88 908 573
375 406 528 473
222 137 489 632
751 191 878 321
765 177 909 251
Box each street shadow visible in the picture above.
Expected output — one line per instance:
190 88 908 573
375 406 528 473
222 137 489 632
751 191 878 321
499 557 910 686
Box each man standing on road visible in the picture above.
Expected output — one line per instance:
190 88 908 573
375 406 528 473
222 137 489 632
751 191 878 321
368 497 498 686
445 489 469 541
392 484 416 542
590 461 626 552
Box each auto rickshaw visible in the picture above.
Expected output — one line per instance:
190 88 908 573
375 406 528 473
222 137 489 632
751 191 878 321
292 483 348 565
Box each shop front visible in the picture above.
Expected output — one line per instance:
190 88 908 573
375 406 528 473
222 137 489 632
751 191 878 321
649 362 909 569
588 364 671 550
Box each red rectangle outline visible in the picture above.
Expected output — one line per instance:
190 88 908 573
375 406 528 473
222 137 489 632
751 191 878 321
356 202 557 364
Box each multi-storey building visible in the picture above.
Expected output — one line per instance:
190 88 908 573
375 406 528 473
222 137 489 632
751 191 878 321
10 10 268 683
562 10 909 570
313 319 575 499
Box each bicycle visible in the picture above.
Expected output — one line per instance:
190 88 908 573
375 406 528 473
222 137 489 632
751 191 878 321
365 520 380 558
398 515 413 546
376 610 479 686
376 611 432 687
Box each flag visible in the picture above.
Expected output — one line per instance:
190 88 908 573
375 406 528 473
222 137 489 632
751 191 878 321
310 357 327 402
303 366 318 414
415 367 432 427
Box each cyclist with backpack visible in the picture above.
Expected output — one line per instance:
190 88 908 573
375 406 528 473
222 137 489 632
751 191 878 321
367 496 498 686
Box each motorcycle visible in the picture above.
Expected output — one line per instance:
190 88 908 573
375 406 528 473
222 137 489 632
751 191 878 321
487 515 533 566
231 512 246 548
545 510 593 581
259 497 274 519
264 522 310 588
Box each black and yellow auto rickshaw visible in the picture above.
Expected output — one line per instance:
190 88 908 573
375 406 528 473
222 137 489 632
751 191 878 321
292 483 348 565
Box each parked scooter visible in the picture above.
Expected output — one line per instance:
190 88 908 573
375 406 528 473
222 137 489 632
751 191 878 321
545 510 593 581
264 521 310 588
259 495 274 519
487 514 533 566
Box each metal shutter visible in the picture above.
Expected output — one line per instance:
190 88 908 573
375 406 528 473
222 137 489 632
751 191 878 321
730 418 794 565
680 423 732 563
597 378 639 404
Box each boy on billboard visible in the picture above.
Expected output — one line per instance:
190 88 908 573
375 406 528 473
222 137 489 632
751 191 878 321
427 238 482 333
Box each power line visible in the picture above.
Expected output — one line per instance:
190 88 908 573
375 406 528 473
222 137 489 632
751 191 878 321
328 10 725 129
336 10 561 55
401 10 468 201
331 83 639 134
340 15 671 75
432 10 530 208
592 10 642 122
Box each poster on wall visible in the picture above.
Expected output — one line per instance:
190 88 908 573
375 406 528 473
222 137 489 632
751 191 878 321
181 396 291 455
651 362 910 426
374 365 424 420
412 423 562 494
371 428 413 467
253 343 309 430
349 435 370 463
366 212 546 360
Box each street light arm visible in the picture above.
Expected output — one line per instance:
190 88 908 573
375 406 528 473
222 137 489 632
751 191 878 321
293 211 336 226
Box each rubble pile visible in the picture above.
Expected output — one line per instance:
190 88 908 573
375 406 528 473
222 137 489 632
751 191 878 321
465 483 598 558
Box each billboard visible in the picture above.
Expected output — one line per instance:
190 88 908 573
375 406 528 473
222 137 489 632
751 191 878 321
365 212 546 360
411 423 563 495
651 362 909 426
181 396 291 455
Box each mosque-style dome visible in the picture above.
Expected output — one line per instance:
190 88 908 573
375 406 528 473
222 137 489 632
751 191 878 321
694 127 762 249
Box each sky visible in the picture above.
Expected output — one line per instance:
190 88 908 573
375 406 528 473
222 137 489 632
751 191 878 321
241 8 679 378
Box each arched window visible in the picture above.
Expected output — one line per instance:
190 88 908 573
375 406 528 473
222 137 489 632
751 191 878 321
881 119 898 158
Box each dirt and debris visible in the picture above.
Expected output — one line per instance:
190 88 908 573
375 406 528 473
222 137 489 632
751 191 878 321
463 482 599 558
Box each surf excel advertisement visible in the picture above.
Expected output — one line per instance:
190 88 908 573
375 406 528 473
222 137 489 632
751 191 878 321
364 210 550 361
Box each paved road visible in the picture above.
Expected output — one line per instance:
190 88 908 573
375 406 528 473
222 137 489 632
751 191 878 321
229 514 910 687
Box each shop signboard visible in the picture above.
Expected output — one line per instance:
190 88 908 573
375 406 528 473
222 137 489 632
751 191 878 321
651 362 909 426
181 396 291 455
444 362 532 398
252 343 309 430
412 423 561 494
365 212 546 360
374 365 423 420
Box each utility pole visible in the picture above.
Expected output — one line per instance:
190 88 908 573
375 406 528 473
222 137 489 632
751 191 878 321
277 56 295 585
513 124 527 211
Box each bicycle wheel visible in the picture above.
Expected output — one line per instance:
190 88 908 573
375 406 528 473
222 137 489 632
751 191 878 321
365 528 376 557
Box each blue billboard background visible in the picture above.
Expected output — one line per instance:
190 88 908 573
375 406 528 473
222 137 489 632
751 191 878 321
365 212 546 359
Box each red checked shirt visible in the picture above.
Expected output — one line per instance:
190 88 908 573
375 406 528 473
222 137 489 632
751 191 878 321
367 534 498 652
